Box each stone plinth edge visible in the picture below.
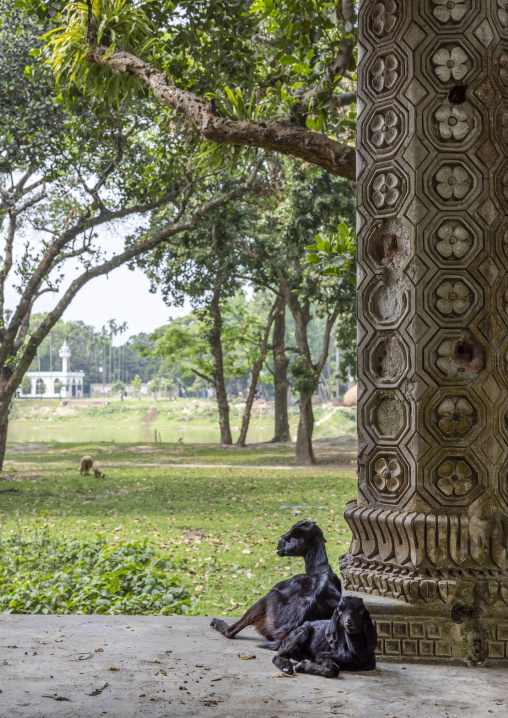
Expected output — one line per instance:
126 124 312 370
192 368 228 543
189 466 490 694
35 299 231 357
353 591 508 666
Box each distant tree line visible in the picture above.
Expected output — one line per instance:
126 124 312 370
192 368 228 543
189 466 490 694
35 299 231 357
26 317 163 388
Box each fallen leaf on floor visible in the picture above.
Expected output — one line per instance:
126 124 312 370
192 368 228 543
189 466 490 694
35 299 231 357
42 695 71 701
107 667 120 671
94 648 104 653
238 654 256 660
70 653 93 662
88 683 109 697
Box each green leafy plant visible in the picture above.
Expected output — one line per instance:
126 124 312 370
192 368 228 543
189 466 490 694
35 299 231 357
20 376 32 395
306 221 356 285
197 87 276 172
111 380 126 396
41 0 157 95
0 528 194 615
289 355 318 394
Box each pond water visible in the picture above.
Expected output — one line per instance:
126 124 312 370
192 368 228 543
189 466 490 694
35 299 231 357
7 425 276 444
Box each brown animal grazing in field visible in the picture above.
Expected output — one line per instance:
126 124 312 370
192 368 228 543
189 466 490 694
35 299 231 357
92 461 105 479
211 521 342 650
79 455 93 475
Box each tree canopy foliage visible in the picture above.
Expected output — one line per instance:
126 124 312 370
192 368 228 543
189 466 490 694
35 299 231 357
22 0 357 178
0 0 269 468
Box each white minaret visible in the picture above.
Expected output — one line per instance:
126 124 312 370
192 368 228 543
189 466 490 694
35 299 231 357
59 340 71 374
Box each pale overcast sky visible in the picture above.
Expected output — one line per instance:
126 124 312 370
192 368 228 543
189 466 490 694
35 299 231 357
5 263 190 341
5 221 191 343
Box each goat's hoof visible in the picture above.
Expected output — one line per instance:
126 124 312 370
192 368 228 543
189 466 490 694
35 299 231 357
273 656 294 675
321 661 340 678
294 660 309 674
210 618 229 635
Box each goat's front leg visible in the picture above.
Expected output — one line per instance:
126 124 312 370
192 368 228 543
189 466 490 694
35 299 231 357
295 653 340 678
211 600 265 639
272 622 313 675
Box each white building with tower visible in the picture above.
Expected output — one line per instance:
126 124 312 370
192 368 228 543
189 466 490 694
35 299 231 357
20 340 85 398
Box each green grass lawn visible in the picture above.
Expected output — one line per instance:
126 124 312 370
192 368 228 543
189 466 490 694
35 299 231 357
1 442 357 616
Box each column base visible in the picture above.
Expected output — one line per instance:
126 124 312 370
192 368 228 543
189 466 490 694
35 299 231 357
341 554 508 608
348 589 508 666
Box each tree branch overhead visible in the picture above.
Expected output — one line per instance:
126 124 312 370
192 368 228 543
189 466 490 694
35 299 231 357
86 46 356 181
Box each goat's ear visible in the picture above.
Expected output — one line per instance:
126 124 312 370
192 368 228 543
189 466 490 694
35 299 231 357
363 609 378 650
325 610 341 651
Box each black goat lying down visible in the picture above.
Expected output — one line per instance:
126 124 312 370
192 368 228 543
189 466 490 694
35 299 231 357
211 520 342 650
272 596 377 677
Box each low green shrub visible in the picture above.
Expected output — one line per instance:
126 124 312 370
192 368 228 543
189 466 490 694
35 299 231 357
0 531 195 615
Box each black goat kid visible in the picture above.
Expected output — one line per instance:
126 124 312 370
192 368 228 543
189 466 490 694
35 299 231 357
272 596 377 677
210 521 342 650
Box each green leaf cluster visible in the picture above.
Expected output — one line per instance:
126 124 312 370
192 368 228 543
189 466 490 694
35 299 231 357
0 532 194 615
21 0 357 171
289 354 318 394
307 221 356 285
41 0 158 96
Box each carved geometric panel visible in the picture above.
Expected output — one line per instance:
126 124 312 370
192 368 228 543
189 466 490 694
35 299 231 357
423 451 486 507
366 333 409 387
494 159 508 211
354 0 508 596
364 46 407 101
499 454 508 508
425 273 482 326
366 449 412 505
365 276 410 328
363 0 402 46
425 160 482 210
366 165 409 217
424 98 480 151
481 374 503 405
481 435 504 466
421 0 476 31
425 388 485 446
366 390 410 442
363 100 408 158
424 214 482 268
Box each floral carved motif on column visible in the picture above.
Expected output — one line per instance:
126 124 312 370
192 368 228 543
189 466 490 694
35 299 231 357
344 1 508 612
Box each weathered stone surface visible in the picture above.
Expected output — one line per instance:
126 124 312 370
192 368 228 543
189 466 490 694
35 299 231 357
342 0 508 629
0 615 506 716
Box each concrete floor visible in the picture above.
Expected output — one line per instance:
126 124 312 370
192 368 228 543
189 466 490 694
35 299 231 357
0 615 507 718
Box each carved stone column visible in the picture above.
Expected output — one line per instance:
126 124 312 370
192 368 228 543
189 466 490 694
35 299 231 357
340 0 508 663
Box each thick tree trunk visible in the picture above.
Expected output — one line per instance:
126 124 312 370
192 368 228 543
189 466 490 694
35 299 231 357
0 413 8 473
236 302 277 448
270 296 291 443
0 369 13 472
295 391 316 465
210 289 232 446
236 358 264 449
